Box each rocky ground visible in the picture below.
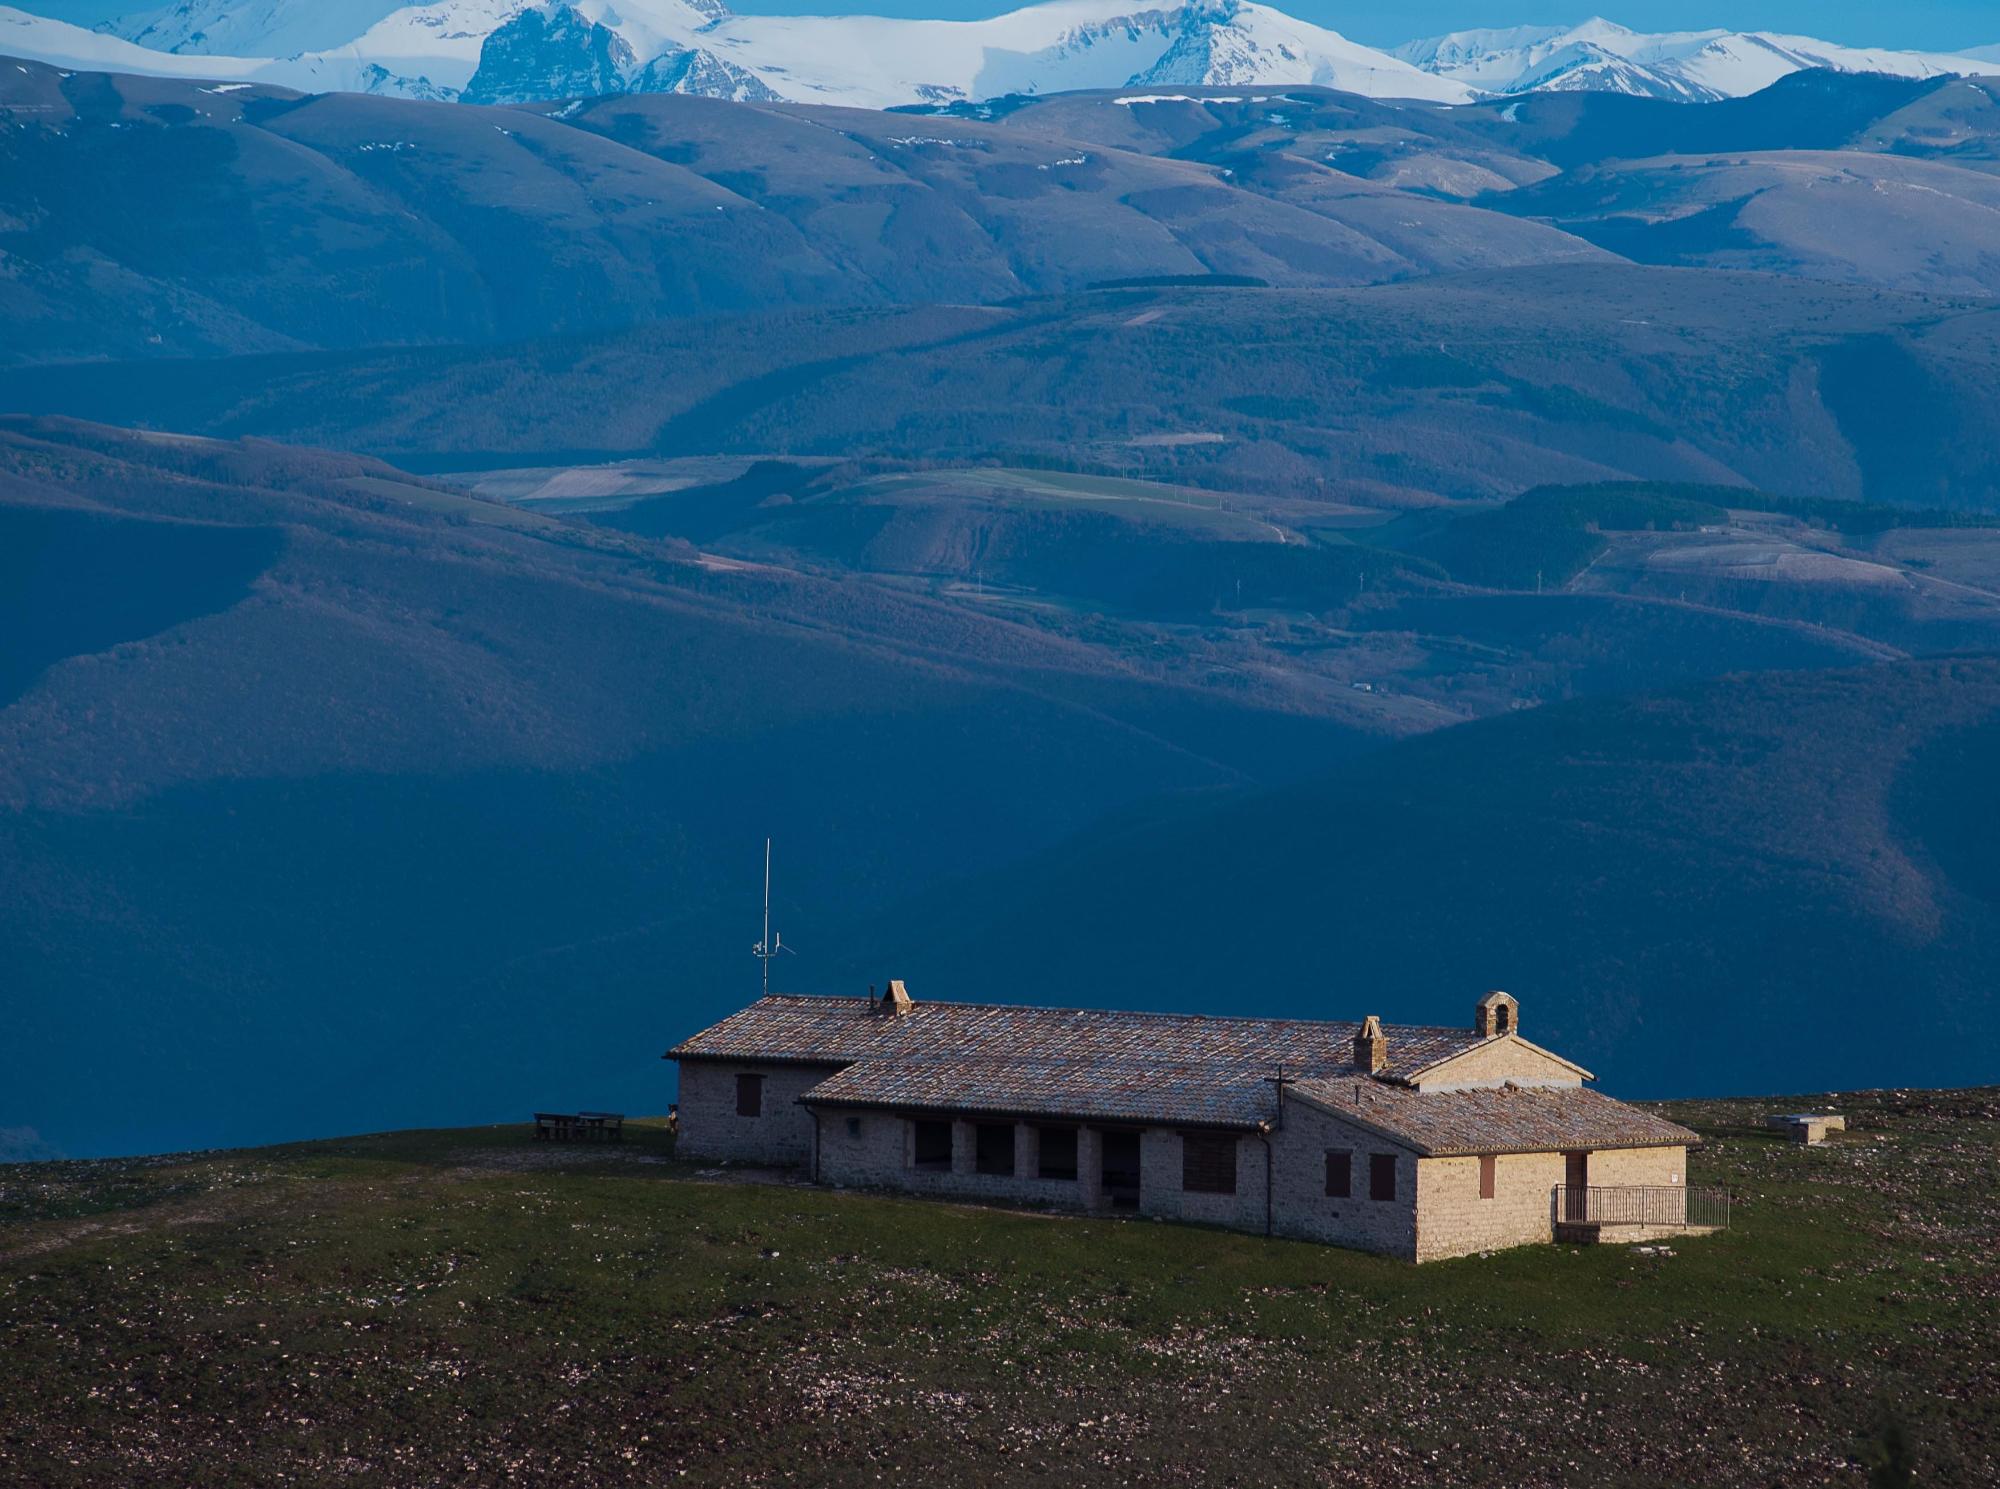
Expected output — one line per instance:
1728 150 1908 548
1 1088 1995 1487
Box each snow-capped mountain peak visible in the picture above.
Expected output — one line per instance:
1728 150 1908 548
1396 15 1993 103
0 5 1993 109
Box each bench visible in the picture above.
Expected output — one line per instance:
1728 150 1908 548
534 1111 626 1142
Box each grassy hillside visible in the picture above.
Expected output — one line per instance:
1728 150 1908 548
10 63 1997 367
11 267 1998 511
0 61 1599 364
8 420 2000 1159
2 1089 1994 1486
0 419 1367 1160
884 657 2000 1101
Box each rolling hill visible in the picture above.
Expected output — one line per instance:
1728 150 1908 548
6 416 1999 1160
879 656 2000 1101
12 64 2000 366
0 60 1605 362
0 417 1366 1157
12 266 2000 512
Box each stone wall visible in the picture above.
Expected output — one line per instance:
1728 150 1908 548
1583 1145 1686 1188
1267 1099 1419 1260
814 1109 1276 1229
814 1110 1098 1211
771 1086 1691 1266
1413 1144 1689 1262
1138 1128 1268 1232
1413 1150 1565 1262
674 1059 833 1165
1409 1037 1583 1091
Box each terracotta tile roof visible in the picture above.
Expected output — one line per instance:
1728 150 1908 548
670 995 1484 1078
1286 1079 1698 1156
800 1058 1287 1128
668 994 1495 1130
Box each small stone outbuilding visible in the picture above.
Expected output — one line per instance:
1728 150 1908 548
667 986 1710 1262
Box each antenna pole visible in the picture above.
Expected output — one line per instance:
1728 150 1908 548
753 837 787 1000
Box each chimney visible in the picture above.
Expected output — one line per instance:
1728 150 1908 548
881 979 914 1017
1352 1015 1387 1074
1475 990 1518 1038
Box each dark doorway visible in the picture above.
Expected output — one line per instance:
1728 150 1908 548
913 1120 953 1171
1038 1125 1079 1180
975 1121 1015 1176
1101 1130 1141 1209
1564 1150 1590 1221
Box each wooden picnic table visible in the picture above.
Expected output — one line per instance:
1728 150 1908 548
533 1111 626 1142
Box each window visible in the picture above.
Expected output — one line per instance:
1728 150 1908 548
1182 1133 1237 1195
845 1117 862 1139
1324 1150 1352 1199
1495 1004 1513 1034
975 1122 1015 1176
1037 1125 1078 1181
912 1119 952 1171
1369 1152 1398 1202
1479 1154 1496 1200
735 1073 764 1118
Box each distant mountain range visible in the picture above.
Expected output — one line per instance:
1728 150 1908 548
2 3 1994 108
1394 18 1991 103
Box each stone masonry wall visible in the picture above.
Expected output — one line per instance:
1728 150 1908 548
1409 1037 1583 1091
814 1110 1098 1211
1138 1129 1269 1232
1268 1099 1419 1260
1584 1145 1687 1188
1414 1151 1565 1262
1414 1144 1689 1262
675 1060 833 1165
814 1109 1273 1229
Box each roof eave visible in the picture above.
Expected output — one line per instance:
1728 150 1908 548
667 1050 853 1068
1426 1132 1698 1157
798 1093 1265 1133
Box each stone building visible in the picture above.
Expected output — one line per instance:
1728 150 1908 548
667 985 1714 1262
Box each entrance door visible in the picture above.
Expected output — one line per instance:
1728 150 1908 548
1101 1130 1142 1210
1564 1151 1589 1221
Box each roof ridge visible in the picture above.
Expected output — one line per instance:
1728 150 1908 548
752 992 1479 1037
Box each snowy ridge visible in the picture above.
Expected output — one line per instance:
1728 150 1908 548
0 6 457 94
0 0 1468 104
1 4 1995 108
1395 17 1994 103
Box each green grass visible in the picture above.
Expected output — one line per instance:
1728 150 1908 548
1406 484 1731 591
2 1091 1995 1486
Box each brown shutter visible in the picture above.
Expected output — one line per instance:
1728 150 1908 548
1479 1153 1496 1200
1181 1133 1238 1195
735 1073 764 1117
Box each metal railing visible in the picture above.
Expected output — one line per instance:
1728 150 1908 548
1554 1184 1729 1230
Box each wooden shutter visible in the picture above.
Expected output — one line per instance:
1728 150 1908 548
1181 1133 1237 1195
1369 1152 1398 1202
735 1073 763 1117
1479 1154 1496 1200
1325 1150 1352 1198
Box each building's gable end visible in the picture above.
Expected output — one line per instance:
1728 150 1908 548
1403 1034 1591 1092
1269 1090 1420 1259
1284 1082 1433 1155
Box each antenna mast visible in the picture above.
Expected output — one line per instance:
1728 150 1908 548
752 837 788 998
